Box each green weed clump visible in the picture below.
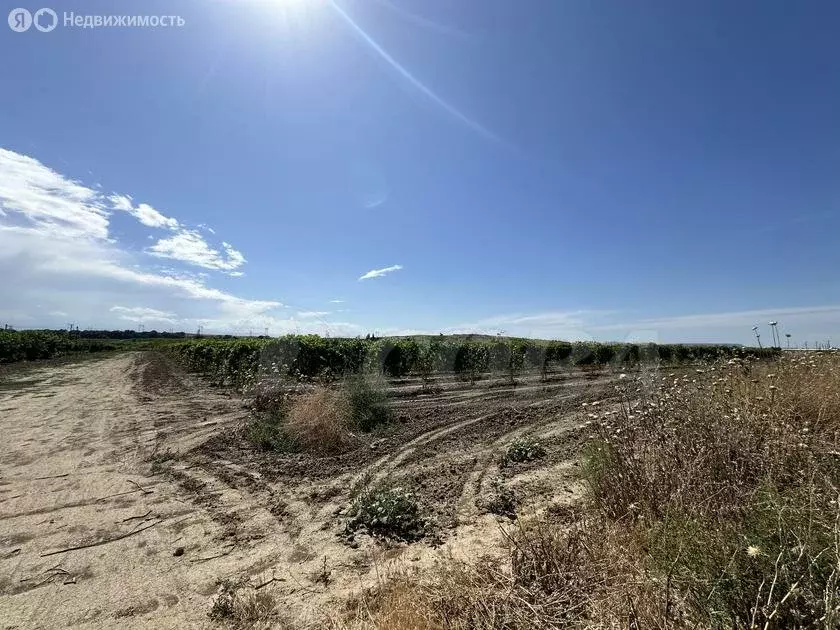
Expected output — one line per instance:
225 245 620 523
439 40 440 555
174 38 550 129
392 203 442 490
344 376 391 432
501 436 546 466
481 478 517 518
245 411 297 453
345 486 425 541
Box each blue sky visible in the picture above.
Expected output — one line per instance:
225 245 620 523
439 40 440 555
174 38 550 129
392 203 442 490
0 0 838 345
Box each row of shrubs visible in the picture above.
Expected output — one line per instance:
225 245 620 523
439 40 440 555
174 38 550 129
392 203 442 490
0 330 119 363
169 335 782 387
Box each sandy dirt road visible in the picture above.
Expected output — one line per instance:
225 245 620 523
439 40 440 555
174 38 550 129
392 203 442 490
0 353 269 629
0 352 602 629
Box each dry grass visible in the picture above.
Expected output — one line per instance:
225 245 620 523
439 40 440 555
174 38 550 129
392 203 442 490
332 352 840 629
283 386 355 454
581 351 840 627
245 376 391 454
585 352 840 521
334 516 611 630
209 579 283 629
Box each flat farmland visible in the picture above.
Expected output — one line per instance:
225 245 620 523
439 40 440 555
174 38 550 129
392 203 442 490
0 351 638 628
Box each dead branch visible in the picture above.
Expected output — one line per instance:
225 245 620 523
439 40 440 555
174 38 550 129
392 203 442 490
23 565 70 587
33 473 70 480
121 509 152 522
40 519 162 557
254 576 286 590
34 568 69 587
190 544 235 563
95 489 147 502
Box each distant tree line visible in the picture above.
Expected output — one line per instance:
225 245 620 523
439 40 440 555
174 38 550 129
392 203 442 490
0 330 119 363
72 329 188 340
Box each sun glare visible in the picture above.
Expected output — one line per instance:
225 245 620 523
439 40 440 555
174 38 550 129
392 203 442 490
262 0 323 29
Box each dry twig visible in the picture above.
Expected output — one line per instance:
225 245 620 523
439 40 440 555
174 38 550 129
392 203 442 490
40 519 162 557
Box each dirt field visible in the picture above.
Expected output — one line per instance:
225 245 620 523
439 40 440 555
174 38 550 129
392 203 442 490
0 352 631 628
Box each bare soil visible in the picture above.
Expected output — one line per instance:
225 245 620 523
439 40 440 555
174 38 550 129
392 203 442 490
0 352 631 628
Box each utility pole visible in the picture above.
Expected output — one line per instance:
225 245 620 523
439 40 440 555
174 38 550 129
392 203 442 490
769 322 779 348
785 333 791 349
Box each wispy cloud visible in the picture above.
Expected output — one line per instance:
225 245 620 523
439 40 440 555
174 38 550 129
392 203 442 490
329 299 345 304
590 305 840 332
358 264 403 281
109 194 179 230
444 310 609 339
110 305 176 323
447 306 840 344
148 231 246 273
297 310 331 318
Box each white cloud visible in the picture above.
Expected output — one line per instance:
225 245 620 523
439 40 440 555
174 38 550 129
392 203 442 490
329 299 345 304
134 203 179 230
108 194 179 229
222 242 245 268
0 148 110 240
358 264 403 281
0 148 280 331
1 225 280 315
467 311 604 329
148 230 246 273
187 315 364 338
108 183 247 274
110 305 177 323
108 193 133 212
297 311 331 318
